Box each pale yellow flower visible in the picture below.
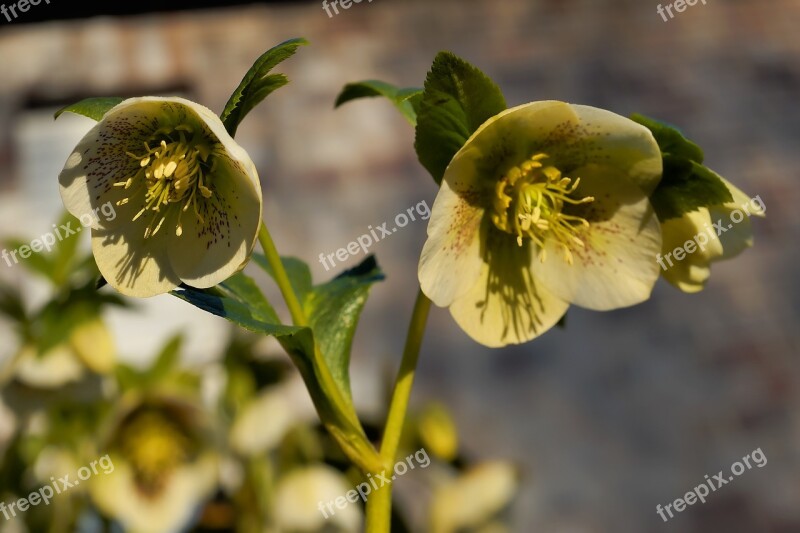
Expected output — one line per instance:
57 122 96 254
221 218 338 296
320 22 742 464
419 101 663 347
59 97 262 297
659 176 765 292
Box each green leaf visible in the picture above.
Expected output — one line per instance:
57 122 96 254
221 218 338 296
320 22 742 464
650 156 734 221
54 97 123 121
253 254 384 396
335 80 423 126
630 113 704 163
252 255 313 304
632 114 732 221
304 255 384 395
221 37 308 137
414 51 507 184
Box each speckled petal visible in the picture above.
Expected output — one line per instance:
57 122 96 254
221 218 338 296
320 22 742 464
532 165 662 310
167 155 262 288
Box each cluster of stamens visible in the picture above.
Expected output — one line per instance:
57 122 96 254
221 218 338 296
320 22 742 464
491 153 595 264
114 124 219 239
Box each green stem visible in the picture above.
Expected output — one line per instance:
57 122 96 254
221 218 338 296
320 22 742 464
366 289 432 533
257 223 306 326
257 221 384 474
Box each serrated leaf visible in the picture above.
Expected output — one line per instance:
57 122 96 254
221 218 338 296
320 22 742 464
630 113 704 163
54 97 123 121
335 80 423 126
221 38 308 137
414 51 507 184
650 156 733 221
633 114 733 220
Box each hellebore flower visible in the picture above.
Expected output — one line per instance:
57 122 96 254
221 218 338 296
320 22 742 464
90 399 217 533
59 97 262 298
658 176 765 292
419 101 664 347
13 317 115 389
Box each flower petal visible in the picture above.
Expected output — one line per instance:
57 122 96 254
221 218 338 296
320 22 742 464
568 105 663 195
167 154 262 288
419 180 485 307
449 229 569 347
59 97 262 231
658 208 722 293
532 165 662 310
444 100 579 190
91 222 182 298
708 204 753 261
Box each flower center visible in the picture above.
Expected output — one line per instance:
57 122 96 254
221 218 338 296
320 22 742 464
115 124 220 239
118 409 196 496
491 153 594 264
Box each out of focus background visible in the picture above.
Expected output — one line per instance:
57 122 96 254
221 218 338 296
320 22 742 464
0 0 798 531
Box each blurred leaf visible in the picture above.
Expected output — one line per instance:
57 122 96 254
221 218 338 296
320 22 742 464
335 80 423 126
221 38 308 137
0 284 26 325
631 114 732 221
2 238 55 282
415 51 507 185
145 334 183 383
54 97 123 121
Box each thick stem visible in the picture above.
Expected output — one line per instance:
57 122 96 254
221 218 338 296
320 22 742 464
365 289 432 533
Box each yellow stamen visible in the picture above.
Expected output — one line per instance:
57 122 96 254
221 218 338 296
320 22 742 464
492 153 594 263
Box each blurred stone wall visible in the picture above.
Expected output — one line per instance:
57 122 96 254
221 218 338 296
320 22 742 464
1 0 799 531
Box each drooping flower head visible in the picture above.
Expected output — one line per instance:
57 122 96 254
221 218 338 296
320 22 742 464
658 176 765 292
59 97 262 297
419 101 664 347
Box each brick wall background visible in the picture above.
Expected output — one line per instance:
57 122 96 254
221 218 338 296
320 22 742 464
1 0 798 531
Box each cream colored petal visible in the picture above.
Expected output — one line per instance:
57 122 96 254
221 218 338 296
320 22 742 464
68 317 116 374
532 166 662 310
91 221 181 298
430 461 519 533
178 98 263 204
449 229 569 347
59 99 165 230
14 344 84 388
59 97 262 232
658 208 721 293
708 204 754 261
229 387 295 456
275 465 362 532
167 154 262 288
718 175 765 217
442 101 578 191
567 105 663 195
89 454 217 533
419 180 486 307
